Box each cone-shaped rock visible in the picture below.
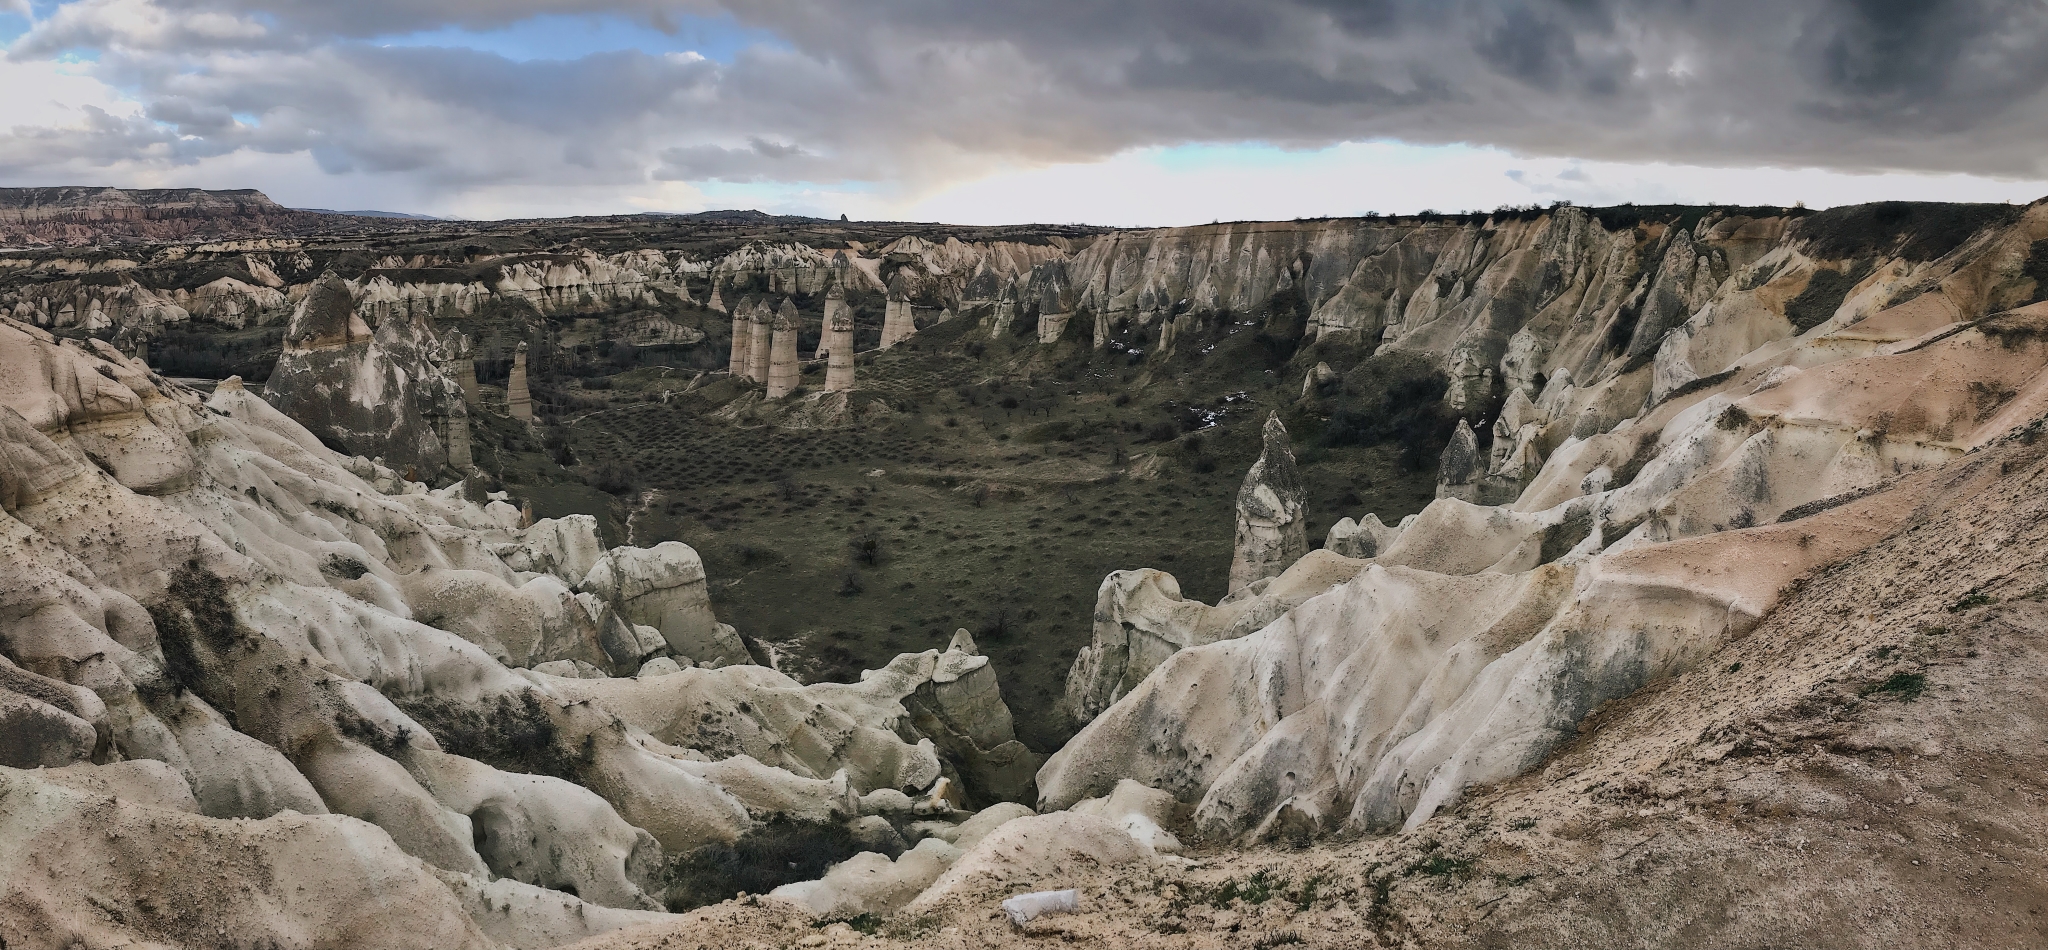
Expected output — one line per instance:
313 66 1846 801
766 298 801 398
1228 412 1308 593
1435 418 1485 503
880 272 914 348
814 281 849 361
266 273 458 473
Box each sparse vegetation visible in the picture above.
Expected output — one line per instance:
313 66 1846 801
664 818 870 912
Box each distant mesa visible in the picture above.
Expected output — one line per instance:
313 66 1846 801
295 208 447 221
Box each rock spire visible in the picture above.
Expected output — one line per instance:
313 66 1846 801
1227 412 1307 593
745 298 772 383
728 300 751 377
507 341 534 422
880 272 914 348
766 298 801 398
824 291 857 393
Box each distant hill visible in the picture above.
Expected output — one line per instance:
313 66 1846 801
298 208 448 221
0 187 429 246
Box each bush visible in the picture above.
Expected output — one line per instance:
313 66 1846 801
664 818 871 912
589 459 640 495
1321 353 1457 470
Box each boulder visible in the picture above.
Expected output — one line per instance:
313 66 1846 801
580 542 743 665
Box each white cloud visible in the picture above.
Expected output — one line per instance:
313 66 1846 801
883 143 2048 228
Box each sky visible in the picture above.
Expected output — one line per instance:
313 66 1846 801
4 0 2048 225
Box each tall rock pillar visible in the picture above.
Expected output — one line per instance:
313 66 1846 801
450 333 480 406
880 273 914 348
707 280 727 314
814 282 849 360
746 298 773 383
508 342 534 422
766 298 802 398
1435 419 1484 503
824 299 857 393
728 299 752 377
1228 413 1308 593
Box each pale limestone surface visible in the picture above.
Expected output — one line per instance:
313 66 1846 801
0 317 1037 947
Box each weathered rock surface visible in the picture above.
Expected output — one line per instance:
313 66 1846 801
1047 200 2048 844
1228 413 1308 593
0 316 1035 947
264 273 468 476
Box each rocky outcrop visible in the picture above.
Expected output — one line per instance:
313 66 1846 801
881 273 915 348
264 274 467 477
508 342 534 422
1045 200 2048 843
0 187 388 246
1228 413 1308 593
580 543 745 666
0 318 1036 946
766 298 801 398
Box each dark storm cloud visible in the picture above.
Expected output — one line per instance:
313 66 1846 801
10 0 2048 193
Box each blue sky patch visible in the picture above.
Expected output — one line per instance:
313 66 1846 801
374 12 778 63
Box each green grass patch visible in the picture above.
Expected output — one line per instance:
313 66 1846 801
1861 671 1928 701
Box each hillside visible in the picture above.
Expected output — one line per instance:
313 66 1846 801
6 197 2048 948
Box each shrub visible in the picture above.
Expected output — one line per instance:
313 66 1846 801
664 818 870 911
589 459 639 495
1321 353 1457 470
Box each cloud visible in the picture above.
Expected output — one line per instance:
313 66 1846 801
4 0 2048 218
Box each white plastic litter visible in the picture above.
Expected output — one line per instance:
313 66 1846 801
1001 889 1080 926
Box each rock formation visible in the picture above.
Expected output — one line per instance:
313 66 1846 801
766 298 801 398
824 302 857 393
727 300 751 377
0 315 1041 946
745 298 773 383
706 280 727 314
1227 413 1308 593
1044 198 2048 846
813 282 849 361
880 273 914 348
264 273 467 477
1434 418 1485 502
0 186 389 246
508 341 534 422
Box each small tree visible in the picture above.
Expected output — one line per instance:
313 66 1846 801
848 532 882 567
